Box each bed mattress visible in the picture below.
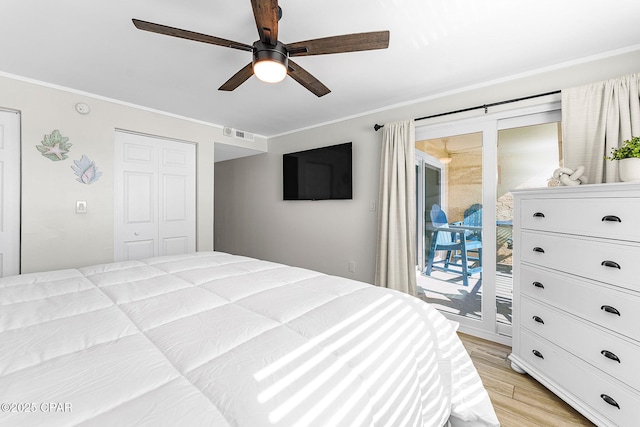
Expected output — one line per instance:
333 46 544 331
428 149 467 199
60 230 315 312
0 252 499 426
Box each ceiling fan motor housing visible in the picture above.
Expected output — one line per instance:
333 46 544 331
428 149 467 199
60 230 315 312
252 40 289 69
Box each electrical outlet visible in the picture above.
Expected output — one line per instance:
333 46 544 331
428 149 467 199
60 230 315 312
76 200 87 214
348 261 356 273
369 201 376 211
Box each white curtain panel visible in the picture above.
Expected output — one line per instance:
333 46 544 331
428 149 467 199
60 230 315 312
375 120 417 295
562 73 640 183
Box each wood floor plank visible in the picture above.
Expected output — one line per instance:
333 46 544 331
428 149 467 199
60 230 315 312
479 373 515 399
488 390 591 427
458 333 595 426
513 386 590 424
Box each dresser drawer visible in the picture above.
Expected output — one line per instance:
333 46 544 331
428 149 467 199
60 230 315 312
520 330 640 427
520 231 640 291
521 297 640 391
520 265 640 340
520 197 640 242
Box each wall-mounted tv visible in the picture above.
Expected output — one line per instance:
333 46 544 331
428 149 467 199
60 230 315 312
283 142 352 200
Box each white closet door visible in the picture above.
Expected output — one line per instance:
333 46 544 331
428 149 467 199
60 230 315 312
158 142 196 256
114 131 196 262
0 110 20 277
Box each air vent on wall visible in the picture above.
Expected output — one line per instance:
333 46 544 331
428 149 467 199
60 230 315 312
223 127 254 142
234 129 254 141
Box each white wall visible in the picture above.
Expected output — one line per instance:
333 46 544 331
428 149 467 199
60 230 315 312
0 74 267 273
214 48 640 284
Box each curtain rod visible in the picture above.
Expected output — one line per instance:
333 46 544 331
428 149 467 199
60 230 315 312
373 90 561 131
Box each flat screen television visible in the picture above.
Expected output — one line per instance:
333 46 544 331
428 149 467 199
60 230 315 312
283 142 352 200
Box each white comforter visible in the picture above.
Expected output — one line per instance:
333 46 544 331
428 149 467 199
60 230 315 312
0 252 499 427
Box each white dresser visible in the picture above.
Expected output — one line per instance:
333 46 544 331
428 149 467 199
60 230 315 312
509 183 640 427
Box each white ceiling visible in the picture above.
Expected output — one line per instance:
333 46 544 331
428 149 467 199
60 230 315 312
2 0 640 138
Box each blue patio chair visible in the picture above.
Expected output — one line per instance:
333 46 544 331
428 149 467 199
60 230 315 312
463 203 482 241
424 204 482 286
456 203 482 263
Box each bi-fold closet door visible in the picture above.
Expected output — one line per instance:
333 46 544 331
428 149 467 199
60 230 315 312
114 131 196 262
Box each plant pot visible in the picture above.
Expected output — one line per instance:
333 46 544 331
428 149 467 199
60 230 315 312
619 157 640 182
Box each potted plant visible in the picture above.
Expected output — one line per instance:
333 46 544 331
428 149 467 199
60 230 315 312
605 136 640 182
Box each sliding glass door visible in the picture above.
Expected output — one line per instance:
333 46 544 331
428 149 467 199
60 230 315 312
416 131 484 322
494 111 562 336
415 121 497 339
415 104 561 343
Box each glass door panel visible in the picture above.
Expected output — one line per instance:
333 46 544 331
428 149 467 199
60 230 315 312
495 121 562 330
416 132 484 323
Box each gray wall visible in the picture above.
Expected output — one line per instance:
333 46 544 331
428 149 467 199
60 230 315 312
215 49 640 284
215 117 380 282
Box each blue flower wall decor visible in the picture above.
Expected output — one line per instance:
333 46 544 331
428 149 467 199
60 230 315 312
72 155 102 184
36 130 72 161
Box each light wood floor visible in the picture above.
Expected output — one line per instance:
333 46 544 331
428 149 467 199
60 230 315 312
458 333 595 427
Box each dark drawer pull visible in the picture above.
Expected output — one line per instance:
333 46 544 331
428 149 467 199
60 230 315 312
600 394 620 409
601 305 621 316
532 349 544 359
601 350 621 363
532 247 545 253
601 260 621 269
602 215 622 223
532 281 544 289
532 315 545 324
533 212 545 218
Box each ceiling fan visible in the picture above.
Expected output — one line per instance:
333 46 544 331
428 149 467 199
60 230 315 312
132 0 390 97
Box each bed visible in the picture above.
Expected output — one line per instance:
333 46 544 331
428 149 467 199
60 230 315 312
0 251 499 426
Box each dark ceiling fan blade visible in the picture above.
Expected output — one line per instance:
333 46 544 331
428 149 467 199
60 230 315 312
219 63 255 91
287 59 330 97
287 31 390 57
132 19 253 52
251 0 279 45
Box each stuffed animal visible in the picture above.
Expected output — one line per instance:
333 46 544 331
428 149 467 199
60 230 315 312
550 166 588 186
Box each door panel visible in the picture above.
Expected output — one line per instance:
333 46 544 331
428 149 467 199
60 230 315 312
124 240 155 260
417 131 485 323
158 144 196 256
496 119 561 334
124 143 154 164
163 148 187 167
0 110 20 277
125 173 154 223
163 175 187 221
162 236 189 256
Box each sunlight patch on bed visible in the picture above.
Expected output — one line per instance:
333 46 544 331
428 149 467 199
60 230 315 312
267 308 418 424
253 294 393 382
250 295 445 426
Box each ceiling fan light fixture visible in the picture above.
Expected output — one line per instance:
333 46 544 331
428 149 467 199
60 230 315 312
439 138 452 164
254 59 287 83
253 41 288 83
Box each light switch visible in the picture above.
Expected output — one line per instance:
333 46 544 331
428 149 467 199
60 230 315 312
76 200 87 214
